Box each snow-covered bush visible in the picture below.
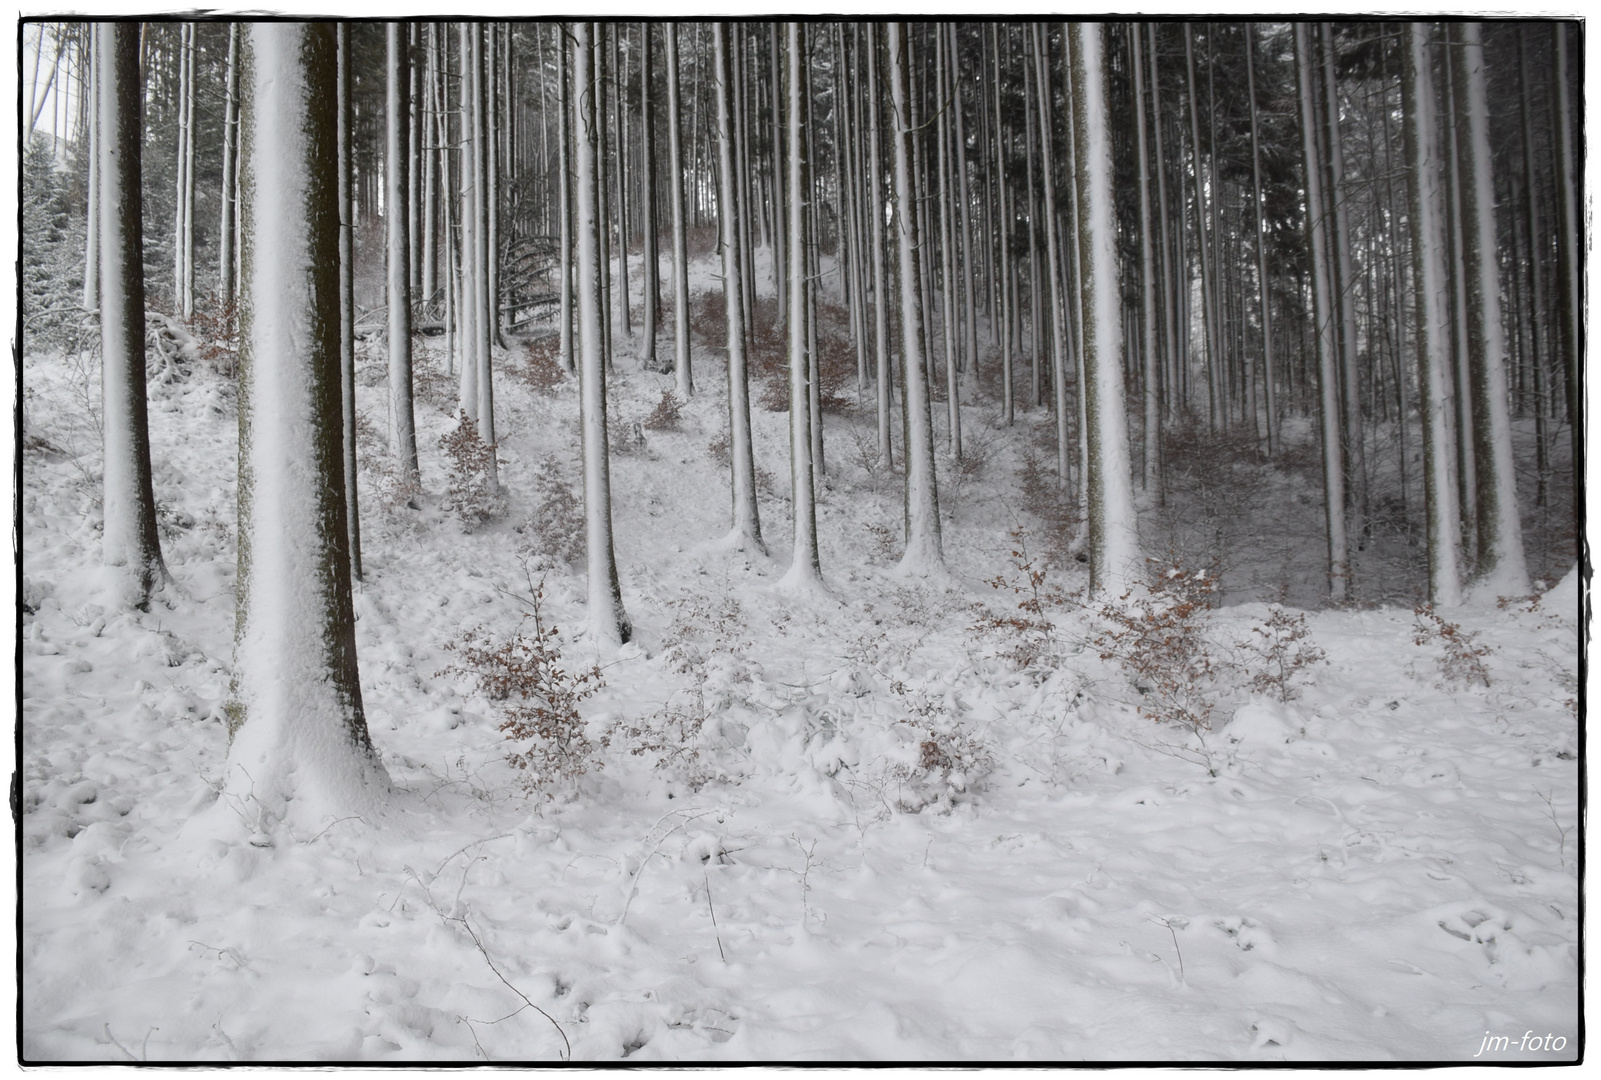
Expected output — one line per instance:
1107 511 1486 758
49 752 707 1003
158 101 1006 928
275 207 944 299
1094 560 1225 733
1238 605 1326 702
520 338 567 396
1413 605 1492 689
641 389 683 432
970 528 1069 674
524 455 584 567
440 576 605 793
439 411 506 530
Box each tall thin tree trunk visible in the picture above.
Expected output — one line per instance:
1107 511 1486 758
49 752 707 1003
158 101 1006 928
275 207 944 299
1031 24 1070 485
99 20 165 608
572 22 632 645
338 24 361 580
83 23 100 311
1245 25 1275 456
1402 21 1462 607
781 22 822 588
1452 21 1528 597
558 24 575 374
1072 22 1139 595
1296 23 1349 601
867 25 893 467
387 23 419 487
1132 24 1161 497
640 23 660 369
887 22 942 574
666 22 692 396
713 22 764 553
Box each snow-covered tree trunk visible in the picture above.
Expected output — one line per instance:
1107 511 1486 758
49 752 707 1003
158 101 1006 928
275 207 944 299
1245 24 1276 457
572 22 633 645
228 22 389 825
713 22 764 553
470 25 496 452
866 25 893 467
1030 24 1069 485
457 23 480 423
1071 22 1139 596
887 22 943 575
421 26 438 307
218 23 240 307
666 22 692 396
640 23 660 371
387 22 419 487
1295 23 1349 603
936 28 961 459
98 21 166 610
1132 23 1161 497
173 22 194 318
611 25 632 343
337 24 360 582
82 23 99 312
1551 24 1580 524
558 25 575 375
781 22 822 589
1401 21 1462 607
948 24 979 389
1451 22 1528 598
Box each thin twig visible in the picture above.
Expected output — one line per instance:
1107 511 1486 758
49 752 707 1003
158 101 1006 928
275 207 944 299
445 912 571 1061
703 869 727 963
103 1024 139 1062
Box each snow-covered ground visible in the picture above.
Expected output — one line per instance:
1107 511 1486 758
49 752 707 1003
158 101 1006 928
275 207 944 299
19 255 1581 1062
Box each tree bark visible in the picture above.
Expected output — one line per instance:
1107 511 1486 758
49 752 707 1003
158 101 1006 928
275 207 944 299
1401 21 1463 607
98 21 166 609
713 22 764 553
387 22 419 487
666 22 692 396
781 22 822 588
338 24 360 581
572 22 633 645
887 22 943 574
228 22 388 823
1072 22 1139 595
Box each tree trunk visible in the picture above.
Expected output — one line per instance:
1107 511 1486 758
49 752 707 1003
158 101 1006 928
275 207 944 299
1072 22 1139 595
387 22 419 487
558 23 575 374
666 22 692 396
887 22 943 575
338 24 360 581
1131 24 1161 498
228 22 389 823
781 22 822 588
572 22 633 645
867 25 893 467
1245 24 1275 456
82 23 99 312
1452 22 1529 597
641 23 661 370
1296 23 1349 603
713 22 765 553
98 21 166 609
1401 21 1463 607
218 23 240 306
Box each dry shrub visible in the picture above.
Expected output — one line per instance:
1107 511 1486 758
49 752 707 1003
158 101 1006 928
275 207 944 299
524 454 583 566
440 574 605 793
1239 605 1326 701
642 389 683 431
885 679 993 812
1017 450 1078 568
411 345 455 411
521 337 568 395
688 289 727 349
1413 605 1492 688
1094 558 1224 733
705 432 777 495
970 527 1070 672
188 292 239 377
439 411 506 530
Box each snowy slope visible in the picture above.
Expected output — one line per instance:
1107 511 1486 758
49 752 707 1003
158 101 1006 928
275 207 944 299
18 259 1581 1063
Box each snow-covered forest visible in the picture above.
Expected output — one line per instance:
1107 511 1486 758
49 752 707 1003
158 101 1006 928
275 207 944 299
19 19 1581 1062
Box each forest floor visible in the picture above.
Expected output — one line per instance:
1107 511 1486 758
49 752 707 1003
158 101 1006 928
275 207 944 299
18 258 1582 1063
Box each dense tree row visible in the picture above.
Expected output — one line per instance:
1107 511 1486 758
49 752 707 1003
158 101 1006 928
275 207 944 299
21 19 1580 815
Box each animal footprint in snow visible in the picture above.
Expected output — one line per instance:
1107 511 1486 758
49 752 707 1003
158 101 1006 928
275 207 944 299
1214 916 1276 957
1250 1017 1296 1050
1436 907 1512 963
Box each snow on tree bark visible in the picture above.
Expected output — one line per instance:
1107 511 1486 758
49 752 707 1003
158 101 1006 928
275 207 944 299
887 22 943 576
387 22 420 487
666 22 693 397
1070 22 1139 595
572 22 633 645
337 24 361 582
1451 22 1529 599
781 22 822 589
1295 23 1350 603
1401 22 1463 608
98 21 166 610
713 22 765 554
228 22 389 824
